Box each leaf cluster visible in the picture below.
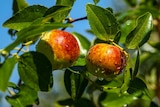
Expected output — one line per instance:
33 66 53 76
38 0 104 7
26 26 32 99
0 0 159 107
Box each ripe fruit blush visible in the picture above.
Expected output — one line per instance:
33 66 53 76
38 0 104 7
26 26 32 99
86 43 127 80
36 30 80 70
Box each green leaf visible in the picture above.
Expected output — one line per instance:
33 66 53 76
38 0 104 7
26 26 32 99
43 5 72 22
57 98 74 106
125 12 153 49
56 0 75 6
74 98 95 107
124 0 137 7
64 66 88 100
93 0 100 4
101 75 123 90
86 4 120 41
120 58 132 93
3 23 72 54
140 52 160 74
57 98 95 107
0 57 17 92
8 82 19 90
133 49 140 78
18 51 53 91
120 20 136 43
101 91 142 107
3 5 48 30
74 55 86 66
127 78 151 100
72 32 91 55
6 84 38 107
12 0 28 14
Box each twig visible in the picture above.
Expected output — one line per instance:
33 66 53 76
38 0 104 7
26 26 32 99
62 16 87 30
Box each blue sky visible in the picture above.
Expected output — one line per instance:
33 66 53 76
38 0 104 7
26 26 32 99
0 0 115 106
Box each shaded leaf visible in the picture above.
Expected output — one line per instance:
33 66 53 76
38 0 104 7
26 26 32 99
0 57 17 92
18 51 53 91
57 98 95 107
72 32 91 55
140 52 160 74
12 0 28 14
3 5 48 30
3 23 72 54
133 49 140 78
74 98 95 107
64 66 88 100
127 78 151 100
57 98 73 106
86 4 120 41
8 82 19 90
125 12 153 49
6 84 38 107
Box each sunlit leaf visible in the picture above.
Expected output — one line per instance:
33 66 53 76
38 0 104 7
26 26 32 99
18 51 53 91
120 20 136 43
74 55 86 66
56 0 75 6
43 5 72 22
125 12 153 49
0 57 17 92
3 5 48 30
101 91 141 107
120 58 132 93
3 23 72 53
6 84 38 107
100 74 123 90
86 4 120 41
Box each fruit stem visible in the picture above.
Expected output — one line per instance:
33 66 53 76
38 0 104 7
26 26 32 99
109 39 129 58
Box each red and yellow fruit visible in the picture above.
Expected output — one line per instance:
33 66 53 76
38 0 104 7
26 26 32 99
36 30 80 70
86 43 127 80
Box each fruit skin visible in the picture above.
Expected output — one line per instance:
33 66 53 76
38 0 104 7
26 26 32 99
86 43 127 80
36 30 80 70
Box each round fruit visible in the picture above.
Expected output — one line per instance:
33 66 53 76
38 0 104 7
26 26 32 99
86 43 127 80
36 29 80 70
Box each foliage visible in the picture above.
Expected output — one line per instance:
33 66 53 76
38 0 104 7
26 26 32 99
0 0 160 107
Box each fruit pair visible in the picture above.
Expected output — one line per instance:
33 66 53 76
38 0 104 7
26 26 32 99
36 29 127 80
